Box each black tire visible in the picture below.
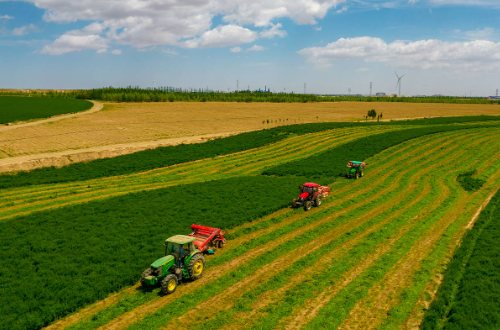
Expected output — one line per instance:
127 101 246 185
188 253 205 280
291 199 297 208
304 201 312 211
217 239 226 249
140 268 152 286
161 274 178 294
315 194 322 207
355 171 359 180
360 169 364 177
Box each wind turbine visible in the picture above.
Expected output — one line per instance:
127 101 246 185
395 72 405 96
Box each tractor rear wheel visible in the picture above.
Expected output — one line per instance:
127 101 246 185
188 253 205 280
217 238 226 249
315 195 322 206
304 201 312 211
161 274 178 294
292 199 297 208
140 269 152 286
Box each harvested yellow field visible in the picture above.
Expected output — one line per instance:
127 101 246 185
0 101 499 171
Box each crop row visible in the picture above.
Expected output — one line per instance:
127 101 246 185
47 127 500 330
2 116 500 189
0 96 93 124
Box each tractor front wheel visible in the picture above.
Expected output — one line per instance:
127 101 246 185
360 170 364 177
140 269 152 286
161 274 178 294
315 195 322 207
188 253 205 280
304 201 312 211
291 199 297 208
355 171 359 180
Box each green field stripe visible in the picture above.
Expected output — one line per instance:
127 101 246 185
222 130 493 330
118 129 482 330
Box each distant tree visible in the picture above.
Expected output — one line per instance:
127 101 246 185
367 109 377 120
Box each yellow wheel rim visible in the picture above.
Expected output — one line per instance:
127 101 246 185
167 278 176 291
193 259 204 276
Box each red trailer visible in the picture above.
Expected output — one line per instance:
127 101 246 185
188 224 226 252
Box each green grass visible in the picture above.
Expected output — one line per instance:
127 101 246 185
421 186 500 330
0 96 93 124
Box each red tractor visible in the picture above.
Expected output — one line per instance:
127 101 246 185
292 183 331 211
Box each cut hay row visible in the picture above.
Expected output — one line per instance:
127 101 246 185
42 127 500 330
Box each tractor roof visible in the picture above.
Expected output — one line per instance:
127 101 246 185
166 235 195 244
350 161 363 164
303 183 319 187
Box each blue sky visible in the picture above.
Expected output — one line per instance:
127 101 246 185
0 0 499 96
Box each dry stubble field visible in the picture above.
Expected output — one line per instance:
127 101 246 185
1 101 500 172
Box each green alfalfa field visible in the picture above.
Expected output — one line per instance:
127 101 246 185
1 116 500 330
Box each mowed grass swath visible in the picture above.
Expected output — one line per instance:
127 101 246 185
1 116 500 330
0 96 93 124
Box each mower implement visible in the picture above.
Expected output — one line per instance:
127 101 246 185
140 225 225 294
346 161 367 179
292 182 331 211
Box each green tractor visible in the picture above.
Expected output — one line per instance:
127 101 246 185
346 161 367 179
140 235 205 294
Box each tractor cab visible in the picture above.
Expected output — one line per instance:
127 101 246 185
164 235 197 265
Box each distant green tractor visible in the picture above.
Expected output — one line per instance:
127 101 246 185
346 161 367 179
140 235 205 294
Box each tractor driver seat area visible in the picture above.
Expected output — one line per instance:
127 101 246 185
171 244 186 267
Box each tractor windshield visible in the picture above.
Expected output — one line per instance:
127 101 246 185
165 242 187 261
302 187 313 194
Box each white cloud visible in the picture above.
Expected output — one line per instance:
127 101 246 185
260 23 287 38
336 6 349 13
0 15 14 20
247 44 267 51
20 0 347 54
162 48 178 55
111 49 122 55
356 67 369 71
315 26 322 31
230 46 242 52
454 27 496 41
12 24 39 36
96 48 107 54
41 32 108 55
298 37 500 70
183 24 258 48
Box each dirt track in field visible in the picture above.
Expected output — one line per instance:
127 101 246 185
1 101 499 172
